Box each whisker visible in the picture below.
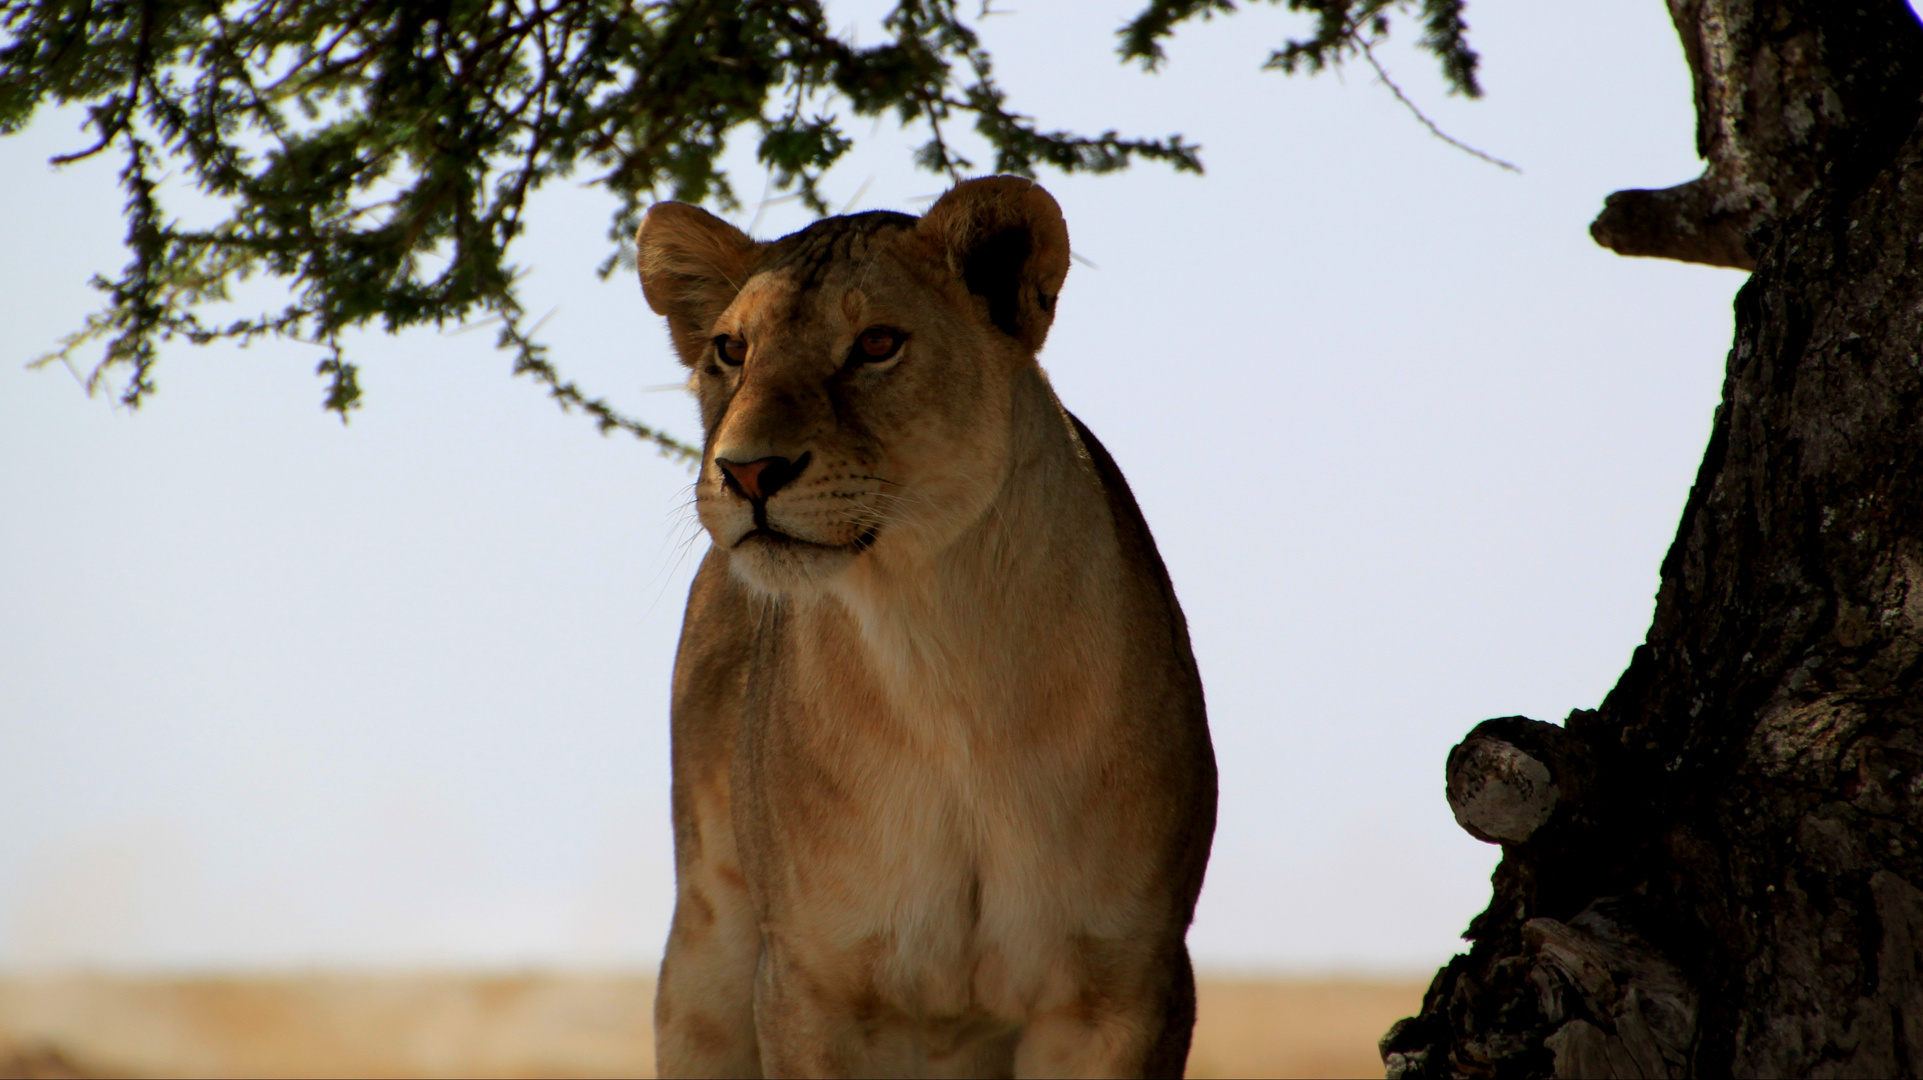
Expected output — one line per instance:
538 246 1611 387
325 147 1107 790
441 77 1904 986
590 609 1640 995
640 482 709 617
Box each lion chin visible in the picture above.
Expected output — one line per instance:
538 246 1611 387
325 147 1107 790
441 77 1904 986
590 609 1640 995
721 525 874 596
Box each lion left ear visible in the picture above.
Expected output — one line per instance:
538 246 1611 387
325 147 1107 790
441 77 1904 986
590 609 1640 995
917 176 1071 353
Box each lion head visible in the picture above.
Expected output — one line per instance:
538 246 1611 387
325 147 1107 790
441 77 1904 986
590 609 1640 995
636 177 1072 596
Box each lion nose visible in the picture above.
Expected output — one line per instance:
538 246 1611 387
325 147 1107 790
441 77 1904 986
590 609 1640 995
716 453 809 501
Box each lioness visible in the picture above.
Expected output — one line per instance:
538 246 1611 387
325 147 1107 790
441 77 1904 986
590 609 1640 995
637 176 1216 1079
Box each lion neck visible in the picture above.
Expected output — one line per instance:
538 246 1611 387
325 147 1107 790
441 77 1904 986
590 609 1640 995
814 364 1127 729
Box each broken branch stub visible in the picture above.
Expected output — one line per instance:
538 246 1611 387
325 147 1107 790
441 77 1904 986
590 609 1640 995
1446 717 1594 846
1589 0 1923 270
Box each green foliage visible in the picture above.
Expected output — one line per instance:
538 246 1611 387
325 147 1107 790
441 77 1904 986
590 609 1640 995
0 0 1201 458
1120 0 1480 98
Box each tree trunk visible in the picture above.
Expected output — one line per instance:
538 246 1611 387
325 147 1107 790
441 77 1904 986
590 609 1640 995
1383 2 1923 1076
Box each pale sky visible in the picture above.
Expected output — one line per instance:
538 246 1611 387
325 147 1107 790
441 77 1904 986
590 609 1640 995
0 0 1744 974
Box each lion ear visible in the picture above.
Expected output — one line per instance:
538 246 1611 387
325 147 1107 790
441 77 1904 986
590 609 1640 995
636 203 761 365
917 176 1071 353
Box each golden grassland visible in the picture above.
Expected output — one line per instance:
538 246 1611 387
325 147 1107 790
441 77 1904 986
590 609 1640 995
0 973 1426 1079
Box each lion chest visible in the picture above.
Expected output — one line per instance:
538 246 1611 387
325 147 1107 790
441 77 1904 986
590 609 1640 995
739 615 1147 1022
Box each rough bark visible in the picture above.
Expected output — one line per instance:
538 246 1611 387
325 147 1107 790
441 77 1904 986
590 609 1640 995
1386 2 1923 1076
1589 0 1922 270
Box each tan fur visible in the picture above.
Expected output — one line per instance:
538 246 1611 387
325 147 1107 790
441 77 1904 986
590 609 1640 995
638 177 1216 1079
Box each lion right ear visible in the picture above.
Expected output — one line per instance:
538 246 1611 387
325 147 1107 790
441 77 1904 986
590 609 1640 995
636 203 761 365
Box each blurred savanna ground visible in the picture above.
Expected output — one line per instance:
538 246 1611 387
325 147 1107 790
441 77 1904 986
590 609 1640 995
0 973 1423 1078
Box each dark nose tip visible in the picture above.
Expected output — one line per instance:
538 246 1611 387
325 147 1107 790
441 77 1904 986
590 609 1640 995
716 453 809 501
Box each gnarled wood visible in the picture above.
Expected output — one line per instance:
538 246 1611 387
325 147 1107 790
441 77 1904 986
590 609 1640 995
1393 2 1923 1075
1589 0 1923 269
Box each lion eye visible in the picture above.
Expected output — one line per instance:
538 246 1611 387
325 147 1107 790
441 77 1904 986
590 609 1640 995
852 327 904 365
713 335 746 367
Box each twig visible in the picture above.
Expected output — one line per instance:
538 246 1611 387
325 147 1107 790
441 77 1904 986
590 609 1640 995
1359 40 1519 174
